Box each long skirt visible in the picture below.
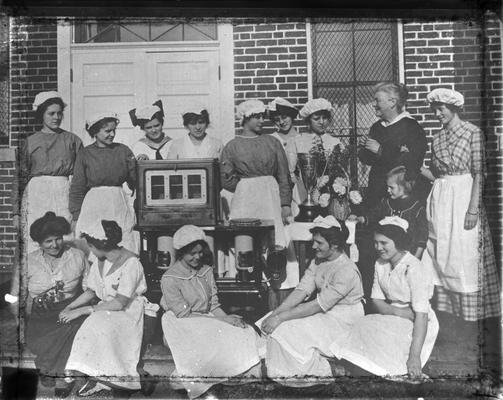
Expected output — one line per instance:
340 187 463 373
75 186 139 254
162 311 264 399
65 298 144 390
264 302 364 386
25 297 87 377
230 176 299 289
21 176 73 254
335 308 439 376
423 174 500 320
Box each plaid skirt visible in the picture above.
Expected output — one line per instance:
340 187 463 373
433 209 501 321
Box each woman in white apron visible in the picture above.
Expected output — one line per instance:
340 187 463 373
220 99 299 289
267 97 306 216
160 225 264 399
335 217 438 378
69 112 139 253
421 88 500 323
260 216 364 386
167 107 223 160
130 100 172 160
60 219 148 396
20 91 82 254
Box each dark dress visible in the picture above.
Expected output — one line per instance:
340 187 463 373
359 116 427 207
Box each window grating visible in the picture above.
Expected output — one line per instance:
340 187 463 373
311 21 399 189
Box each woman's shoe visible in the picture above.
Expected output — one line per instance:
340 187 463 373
77 380 112 397
40 375 56 387
54 380 75 399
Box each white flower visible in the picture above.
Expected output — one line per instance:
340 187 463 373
349 190 363 205
312 188 320 203
316 175 329 188
319 193 331 208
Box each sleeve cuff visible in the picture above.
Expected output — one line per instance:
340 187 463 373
316 294 329 313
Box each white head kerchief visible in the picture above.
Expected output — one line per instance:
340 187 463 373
379 216 409 232
85 111 120 132
33 91 66 111
312 215 341 229
235 99 266 123
299 98 334 119
80 219 107 240
427 88 464 107
173 225 207 250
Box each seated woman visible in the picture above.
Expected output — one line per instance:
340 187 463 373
130 100 172 160
8 212 89 397
261 216 364 386
167 107 223 159
160 225 264 399
335 216 439 378
59 219 148 396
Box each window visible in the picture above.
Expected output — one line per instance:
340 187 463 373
74 20 218 43
145 169 207 206
311 21 399 188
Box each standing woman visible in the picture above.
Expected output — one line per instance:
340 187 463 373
296 98 342 154
422 88 500 323
261 216 364 386
359 82 427 207
8 212 89 397
335 217 438 378
130 100 172 160
60 220 147 396
69 112 139 253
167 107 223 159
20 91 83 253
268 97 306 216
220 99 292 248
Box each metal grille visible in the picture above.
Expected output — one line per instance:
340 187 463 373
74 20 218 43
311 21 399 189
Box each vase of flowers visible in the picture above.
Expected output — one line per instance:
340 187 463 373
307 138 363 220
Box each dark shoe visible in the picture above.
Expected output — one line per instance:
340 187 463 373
40 375 56 387
54 381 74 399
139 372 157 396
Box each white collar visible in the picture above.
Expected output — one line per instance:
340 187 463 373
380 111 414 127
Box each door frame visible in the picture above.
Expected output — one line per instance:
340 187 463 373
57 20 235 144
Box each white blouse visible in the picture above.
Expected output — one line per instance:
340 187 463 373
371 252 434 314
167 134 223 160
294 132 343 154
132 138 172 160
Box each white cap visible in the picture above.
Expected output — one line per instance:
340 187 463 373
79 219 107 240
299 98 334 119
311 215 341 229
32 91 66 111
379 216 409 232
135 105 162 120
427 88 464 107
85 112 120 133
235 99 266 122
173 225 206 250
268 97 296 112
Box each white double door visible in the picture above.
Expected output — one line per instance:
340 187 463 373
71 47 222 149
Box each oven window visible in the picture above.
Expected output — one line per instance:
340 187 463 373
187 174 202 199
150 175 165 200
169 174 184 199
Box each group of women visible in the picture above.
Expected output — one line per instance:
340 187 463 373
7 81 500 398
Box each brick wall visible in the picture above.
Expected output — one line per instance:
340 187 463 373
233 21 309 134
0 18 58 272
403 13 502 259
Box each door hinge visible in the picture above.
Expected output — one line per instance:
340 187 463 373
70 68 73 83
218 65 221 80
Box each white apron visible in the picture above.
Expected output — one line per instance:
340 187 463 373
423 174 479 293
261 302 364 384
65 256 146 390
335 306 439 377
162 310 263 399
75 186 139 254
229 176 299 289
21 176 74 254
